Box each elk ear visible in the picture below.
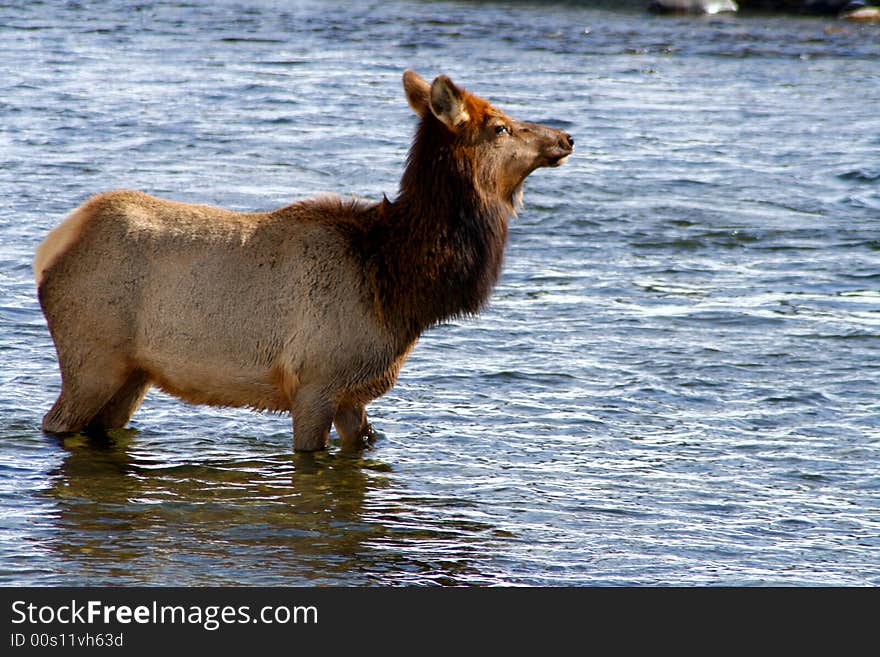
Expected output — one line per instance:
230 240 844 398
429 75 470 130
403 70 430 118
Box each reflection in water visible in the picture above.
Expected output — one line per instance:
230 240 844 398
42 431 497 585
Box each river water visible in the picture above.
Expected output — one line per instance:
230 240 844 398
1 1 878 586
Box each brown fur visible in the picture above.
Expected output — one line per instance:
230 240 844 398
34 70 572 451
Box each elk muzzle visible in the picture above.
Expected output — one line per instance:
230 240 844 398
516 121 573 169
545 130 574 168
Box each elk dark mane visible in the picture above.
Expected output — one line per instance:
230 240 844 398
364 114 510 342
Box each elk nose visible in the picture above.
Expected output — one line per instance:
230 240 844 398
561 133 574 150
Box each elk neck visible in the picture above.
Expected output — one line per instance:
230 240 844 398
366 119 511 342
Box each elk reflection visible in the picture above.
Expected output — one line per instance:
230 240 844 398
42 431 385 584
42 430 498 585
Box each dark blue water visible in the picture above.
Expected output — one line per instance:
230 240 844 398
1 1 878 585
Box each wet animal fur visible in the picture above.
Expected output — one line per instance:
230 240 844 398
34 70 573 451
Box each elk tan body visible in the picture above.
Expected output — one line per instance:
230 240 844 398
35 70 573 451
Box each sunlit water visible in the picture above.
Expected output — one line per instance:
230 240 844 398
1 1 879 586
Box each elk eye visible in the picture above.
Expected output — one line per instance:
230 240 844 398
495 124 511 136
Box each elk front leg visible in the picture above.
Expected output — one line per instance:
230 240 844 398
333 402 378 449
291 384 334 452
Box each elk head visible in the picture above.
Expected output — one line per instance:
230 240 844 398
402 70 573 210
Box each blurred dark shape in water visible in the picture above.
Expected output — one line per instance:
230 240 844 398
649 0 738 12
839 5 880 19
645 0 874 14
735 0 867 13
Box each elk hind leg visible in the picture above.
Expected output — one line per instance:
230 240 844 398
88 368 152 432
42 355 133 435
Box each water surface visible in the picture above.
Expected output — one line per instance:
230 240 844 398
1 0 879 585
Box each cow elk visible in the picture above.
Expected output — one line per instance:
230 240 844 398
34 70 573 451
